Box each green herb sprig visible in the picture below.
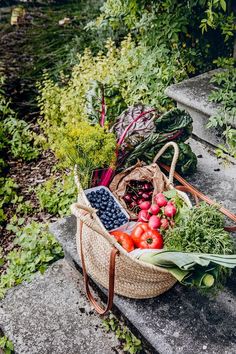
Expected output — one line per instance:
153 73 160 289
164 203 234 255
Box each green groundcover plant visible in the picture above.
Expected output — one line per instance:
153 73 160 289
0 220 64 299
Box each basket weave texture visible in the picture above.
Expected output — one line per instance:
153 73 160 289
71 142 190 298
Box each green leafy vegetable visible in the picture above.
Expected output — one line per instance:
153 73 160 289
164 203 234 255
138 250 236 289
122 109 197 175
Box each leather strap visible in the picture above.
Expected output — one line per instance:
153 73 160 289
160 163 236 232
79 220 119 315
176 185 199 205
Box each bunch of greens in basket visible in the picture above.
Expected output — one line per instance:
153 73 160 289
112 107 197 175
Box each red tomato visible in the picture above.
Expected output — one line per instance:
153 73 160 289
130 223 149 246
110 231 135 253
138 230 163 249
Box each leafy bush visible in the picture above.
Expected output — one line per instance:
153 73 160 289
0 221 64 299
89 0 234 71
37 36 190 175
36 173 76 216
3 117 39 161
0 177 19 224
207 59 236 158
0 75 39 163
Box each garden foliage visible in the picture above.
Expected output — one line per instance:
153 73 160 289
0 221 63 299
36 173 77 216
38 0 235 165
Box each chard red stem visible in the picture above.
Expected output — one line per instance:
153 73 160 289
117 109 156 146
99 109 156 186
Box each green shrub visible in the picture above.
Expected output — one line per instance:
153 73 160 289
37 36 189 175
3 117 39 161
207 60 236 158
89 0 234 71
36 173 77 216
0 221 64 299
0 177 19 224
0 75 39 163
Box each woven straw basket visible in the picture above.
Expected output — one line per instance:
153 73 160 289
71 142 192 313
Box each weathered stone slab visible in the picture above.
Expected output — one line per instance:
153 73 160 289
165 70 235 147
187 138 236 213
50 216 236 354
0 260 122 354
166 70 221 117
50 139 236 354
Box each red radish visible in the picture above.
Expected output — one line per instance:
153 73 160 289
142 193 149 200
148 215 161 229
149 204 160 215
155 193 167 207
138 210 150 222
160 218 169 230
164 202 177 218
139 201 151 210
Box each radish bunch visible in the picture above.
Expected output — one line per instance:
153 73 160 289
138 193 177 230
123 180 153 212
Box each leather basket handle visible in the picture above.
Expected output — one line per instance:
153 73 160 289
79 220 119 315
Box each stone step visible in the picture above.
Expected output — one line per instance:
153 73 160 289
50 139 236 354
0 260 124 354
165 70 235 148
187 138 236 213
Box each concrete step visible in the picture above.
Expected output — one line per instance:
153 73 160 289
0 260 124 354
165 70 235 148
50 139 236 354
50 217 236 354
187 138 236 213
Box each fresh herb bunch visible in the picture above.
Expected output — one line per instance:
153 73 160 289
67 122 117 188
164 203 234 255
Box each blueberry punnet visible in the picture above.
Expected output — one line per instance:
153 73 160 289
86 188 128 231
